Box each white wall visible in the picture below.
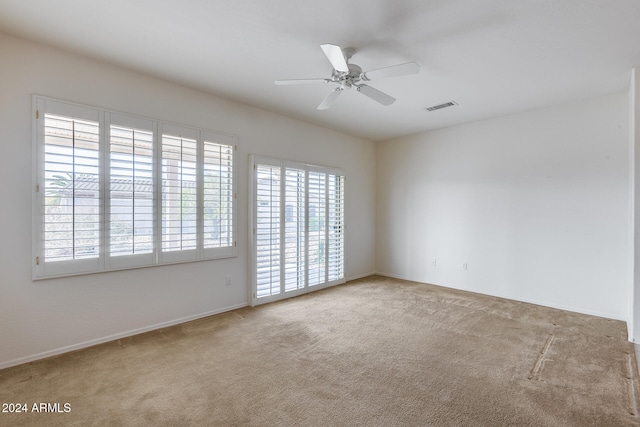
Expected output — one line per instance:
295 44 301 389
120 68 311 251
0 33 376 368
377 92 630 320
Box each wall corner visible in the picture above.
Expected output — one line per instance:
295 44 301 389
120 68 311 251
631 67 640 342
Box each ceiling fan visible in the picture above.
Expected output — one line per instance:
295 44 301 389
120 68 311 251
275 44 420 110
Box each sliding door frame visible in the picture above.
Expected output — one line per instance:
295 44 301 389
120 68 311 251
249 155 346 306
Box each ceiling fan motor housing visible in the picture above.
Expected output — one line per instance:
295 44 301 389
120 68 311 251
332 63 363 88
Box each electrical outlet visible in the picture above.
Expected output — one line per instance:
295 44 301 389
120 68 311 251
432 259 437 267
225 275 232 286
462 263 468 271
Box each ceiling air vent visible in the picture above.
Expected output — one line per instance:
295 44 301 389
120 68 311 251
426 101 457 112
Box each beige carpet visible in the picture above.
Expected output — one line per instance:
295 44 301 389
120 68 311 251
1 275 639 426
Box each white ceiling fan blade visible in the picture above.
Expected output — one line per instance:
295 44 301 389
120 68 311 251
363 62 420 80
357 84 396 106
274 78 331 85
320 44 349 73
317 88 343 110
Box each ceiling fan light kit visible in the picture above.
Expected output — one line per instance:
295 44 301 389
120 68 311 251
275 43 420 110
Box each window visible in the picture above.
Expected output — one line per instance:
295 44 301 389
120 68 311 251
160 126 199 261
43 113 101 264
33 97 237 279
108 114 155 271
250 156 345 305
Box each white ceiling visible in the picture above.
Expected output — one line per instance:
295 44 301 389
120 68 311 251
1 0 640 141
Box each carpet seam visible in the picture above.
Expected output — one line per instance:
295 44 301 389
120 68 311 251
627 352 639 417
528 333 554 380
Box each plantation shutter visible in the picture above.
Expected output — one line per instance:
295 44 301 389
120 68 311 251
36 99 103 277
328 174 345 281
307 170 326 287
33 96 237 279
107 114 155 269
160 124 199 263
202 132 236 258
284 167 306 292
251 156 345 306
255 162 281 298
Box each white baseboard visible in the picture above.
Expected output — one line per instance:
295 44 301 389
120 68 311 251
346 271 377 282
374 271 409 281
374 271 628 322
0 303 247 370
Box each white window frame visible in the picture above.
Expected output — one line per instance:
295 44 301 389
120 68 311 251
32 96 237 280
249 155 346 306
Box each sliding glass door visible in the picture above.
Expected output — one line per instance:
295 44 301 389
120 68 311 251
251 157 345 305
